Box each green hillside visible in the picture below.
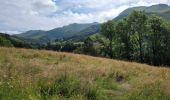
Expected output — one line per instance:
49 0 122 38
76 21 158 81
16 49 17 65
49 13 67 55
0 33 31 48
0 33 13 47
67 24 101 41
44 23 97 40
16 23 99 44
0 47 169 100
16 30 46 39
115 4 170 20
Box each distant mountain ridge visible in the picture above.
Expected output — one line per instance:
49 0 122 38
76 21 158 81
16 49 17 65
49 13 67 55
115 4 170 20
17 30 46 39
67 24 101 41
15 4 170 44
16 22 100 44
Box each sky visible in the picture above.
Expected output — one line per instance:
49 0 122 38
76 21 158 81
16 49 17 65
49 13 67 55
0 0 170 34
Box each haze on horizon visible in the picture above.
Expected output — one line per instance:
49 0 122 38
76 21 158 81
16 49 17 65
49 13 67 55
0 0 170 34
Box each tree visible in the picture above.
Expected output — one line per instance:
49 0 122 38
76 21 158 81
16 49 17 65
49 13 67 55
116 19 132 60
148 16 169 65
83 37 97 56
100 20 116 58
127 11 148 62
163 21 170 65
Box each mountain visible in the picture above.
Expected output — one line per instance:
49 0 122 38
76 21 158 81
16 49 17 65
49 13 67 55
115 4 170 20
44 23 97 40
67 24 101 41
16 23 100 44
16 30 46 39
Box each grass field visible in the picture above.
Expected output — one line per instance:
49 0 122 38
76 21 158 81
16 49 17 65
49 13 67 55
0 47 170 100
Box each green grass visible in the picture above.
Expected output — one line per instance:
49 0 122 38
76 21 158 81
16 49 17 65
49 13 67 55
0 47 170 100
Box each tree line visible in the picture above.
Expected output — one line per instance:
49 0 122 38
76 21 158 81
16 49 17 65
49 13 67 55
79 11 170 66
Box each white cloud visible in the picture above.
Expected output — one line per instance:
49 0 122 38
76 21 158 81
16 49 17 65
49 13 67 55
0 0 169 34
32 0 58 15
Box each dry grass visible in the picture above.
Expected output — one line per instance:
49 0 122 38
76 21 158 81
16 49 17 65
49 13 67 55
0 47 170 100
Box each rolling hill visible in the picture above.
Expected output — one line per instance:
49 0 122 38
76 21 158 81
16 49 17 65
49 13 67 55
0 33 32 48
0 33 14 47
67 24 101 41
115 4 170 20
0 47 170 99
16 23 100 44
16 30 46 39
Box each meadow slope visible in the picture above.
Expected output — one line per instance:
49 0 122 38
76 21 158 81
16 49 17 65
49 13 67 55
0 47 170 100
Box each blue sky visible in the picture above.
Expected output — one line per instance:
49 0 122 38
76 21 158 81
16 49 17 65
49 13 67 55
0 0 170 34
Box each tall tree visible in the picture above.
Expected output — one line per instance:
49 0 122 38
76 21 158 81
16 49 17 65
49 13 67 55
148 16 169 65
127 11 147 62
116 19 132 60
163 21 170 65
101 20 116 58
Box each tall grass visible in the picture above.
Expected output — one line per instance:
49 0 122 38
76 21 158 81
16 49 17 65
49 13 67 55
0 47 169 100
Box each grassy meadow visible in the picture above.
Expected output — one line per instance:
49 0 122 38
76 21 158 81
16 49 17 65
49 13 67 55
0 47 170 100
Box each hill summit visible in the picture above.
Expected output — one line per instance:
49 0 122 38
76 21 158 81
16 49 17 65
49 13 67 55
115 4 170 20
